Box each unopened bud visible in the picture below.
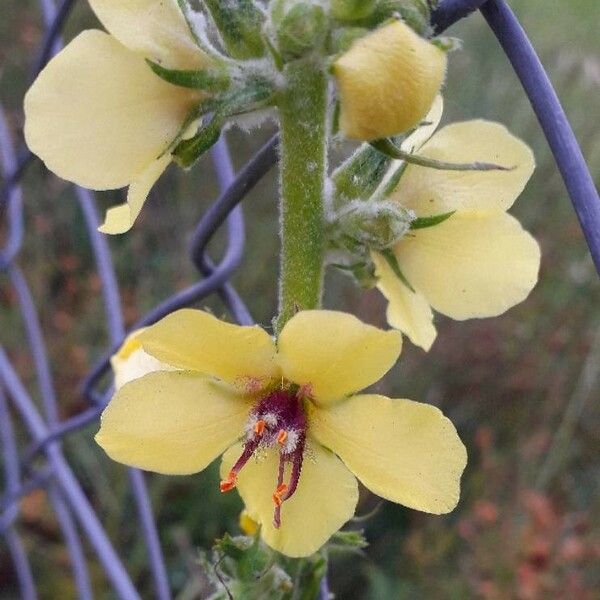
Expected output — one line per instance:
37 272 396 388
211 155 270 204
337 201 415 250
331 0 377 21
330 26 370 54
277 3 328 59
333 20 447 141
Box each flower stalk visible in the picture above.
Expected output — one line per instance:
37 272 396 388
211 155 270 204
276 57 328 333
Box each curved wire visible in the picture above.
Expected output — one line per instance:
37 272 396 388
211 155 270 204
480 0 600 273
2 0 600 597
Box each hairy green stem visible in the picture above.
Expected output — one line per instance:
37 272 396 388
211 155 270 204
276 58 328 333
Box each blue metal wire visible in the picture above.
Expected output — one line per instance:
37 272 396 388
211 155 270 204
1 0 599 597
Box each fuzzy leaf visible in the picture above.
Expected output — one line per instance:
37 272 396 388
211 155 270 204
147 60 230 92
371 138 514 172
203 0 266 59
411 211 455 229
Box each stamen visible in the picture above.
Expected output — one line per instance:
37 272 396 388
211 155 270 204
272 484 288 507
276 429 288 445
219 470 237 493
273 454 286 529
282 434 306 501
254 419 266 436
219 438 260 494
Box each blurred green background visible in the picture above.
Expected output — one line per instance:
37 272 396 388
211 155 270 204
1 0 599 598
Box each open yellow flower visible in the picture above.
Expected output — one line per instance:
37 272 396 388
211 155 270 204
333 20 447 141
96 309 467 557
111 328 177 390
24 0 209 234
373 120 541 351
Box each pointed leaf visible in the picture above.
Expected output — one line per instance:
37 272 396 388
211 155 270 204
147 60 230 92
410 211 455 229
371 138 514 172
380 248 415 293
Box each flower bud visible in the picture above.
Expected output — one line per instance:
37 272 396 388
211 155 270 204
329 26 370 54
336 201 415 250
331 0 377 21
277 3 328 60
333 20 447 141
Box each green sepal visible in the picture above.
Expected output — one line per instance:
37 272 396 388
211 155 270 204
330 260 378 289
332 145 392 209
147 60 231 92
411 211 455 229
173 73 275 167
276 4 328 60
331 100 341 136
380 248 415 293
329 26 369 54
176 0 228 61
207 533 294 599
333 200 414 250
331 0 377 22
263 35 285 71
173 115 223 168
328 529 369 550
292 554 327 600
348 1 432 36
371 138 514 172
380 161 407 198
431 36 463 52
203 0 266 59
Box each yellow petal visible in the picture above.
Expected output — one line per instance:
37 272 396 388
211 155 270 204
98 153 171 234
239 510 259 536
334 21 446 141
221 442 358 557
88 0 208 69
24 30 197 190
277 311 402 405
309 394 467 514
138 309 279 388
96 371 251 475
393 120 535 217
397 212 541 320
372 252 437 351
400 94 444 153
111 328 177 390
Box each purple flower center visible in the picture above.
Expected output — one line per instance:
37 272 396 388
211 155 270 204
220 388 308 528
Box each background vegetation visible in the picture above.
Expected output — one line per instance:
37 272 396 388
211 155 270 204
1 0 599 597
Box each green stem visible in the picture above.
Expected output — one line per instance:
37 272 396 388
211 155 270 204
275 58 328 333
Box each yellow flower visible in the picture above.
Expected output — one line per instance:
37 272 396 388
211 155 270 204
333 20 447 141
111 328 177 390
24 0 209 234
239 510 260 536
373 120 541 351
96 309 467 557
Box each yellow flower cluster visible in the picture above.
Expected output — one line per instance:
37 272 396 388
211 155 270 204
23 0 542 559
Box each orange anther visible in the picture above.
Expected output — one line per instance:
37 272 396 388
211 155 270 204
276 429 288 445
219 471 237 493
254 419 266 436
272 483 288 506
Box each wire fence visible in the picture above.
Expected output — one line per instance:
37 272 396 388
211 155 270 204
1 0 599 598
